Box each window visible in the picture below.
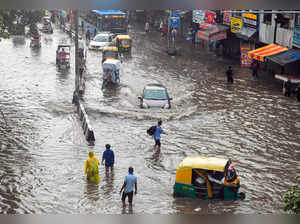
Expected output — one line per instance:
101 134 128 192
296 14 300 26
276 13 290 29
263 13 272 25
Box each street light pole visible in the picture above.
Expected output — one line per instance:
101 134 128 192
72 9 79 104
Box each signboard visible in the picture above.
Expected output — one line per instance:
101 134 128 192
204 11 216 25
243 13 257 29
197 30 227 42
192 10 206 24
293 26 300 48
240 46 252 67
223 10 231 25
170 13 180 28
231 17 243 33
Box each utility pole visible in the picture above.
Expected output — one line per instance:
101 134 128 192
72 9 79 105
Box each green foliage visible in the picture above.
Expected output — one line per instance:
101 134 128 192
0 9 45 38
283 171 300 214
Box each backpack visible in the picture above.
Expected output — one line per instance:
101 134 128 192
147 126 157 136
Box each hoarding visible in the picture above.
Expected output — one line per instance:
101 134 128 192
231 17 243 33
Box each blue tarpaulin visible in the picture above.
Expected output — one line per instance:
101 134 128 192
92 10 126 16
266 49 300 66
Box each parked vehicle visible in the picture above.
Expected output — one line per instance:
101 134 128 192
138 83 172 109
173 156 245 200
56 45 71 70
88 32 114 51
102 58 121 87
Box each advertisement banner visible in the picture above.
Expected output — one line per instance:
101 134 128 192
170 13 180 28
293 26 300 48
243 13 257 29
223 10 231 25
231 17 243 33
204 11 216 25
192 10 206 24
240 46 252 67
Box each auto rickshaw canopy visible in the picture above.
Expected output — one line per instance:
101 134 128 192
116 34 131 40
175 156 229 184
103 46 118 52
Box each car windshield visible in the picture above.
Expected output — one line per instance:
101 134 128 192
94 35 109 42
144 89 168 100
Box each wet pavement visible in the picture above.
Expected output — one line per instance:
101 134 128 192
0 21 300 214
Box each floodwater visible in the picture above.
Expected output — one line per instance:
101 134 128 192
0 21 299 214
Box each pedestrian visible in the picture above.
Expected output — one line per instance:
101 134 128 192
145 21 149 33
159 20 163 31
153 120 167 153
120 167 137 207
86 29 90 42
84 151 100 184
101 144 115 173
251 60 259 78
296 83 300 101
94 28 97 37
284 79 292 97
226 66 234 84
162 24 168 37
171 28 177 42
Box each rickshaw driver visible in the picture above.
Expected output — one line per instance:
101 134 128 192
224 161 240 195
59 48 67 63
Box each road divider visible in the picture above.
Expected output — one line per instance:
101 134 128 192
77 101 95 143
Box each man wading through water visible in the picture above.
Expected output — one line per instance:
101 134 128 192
153 120 167 153
120 167 137 208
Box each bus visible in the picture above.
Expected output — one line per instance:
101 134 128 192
80 10 128 35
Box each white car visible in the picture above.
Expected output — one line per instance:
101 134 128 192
89 32 114 51
138 84 172 109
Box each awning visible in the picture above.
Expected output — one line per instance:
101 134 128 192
275 74 300 83
236 27 256 41
248 44 288 62
197 25 228 41
266 49 300 66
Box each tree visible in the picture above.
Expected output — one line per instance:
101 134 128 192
0 10 11 39
283 171 300 214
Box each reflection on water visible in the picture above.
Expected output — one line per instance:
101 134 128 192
0 22 299 214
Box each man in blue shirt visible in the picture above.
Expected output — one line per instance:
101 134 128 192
102 144 115 173
120 167 137 207
154 120 167 153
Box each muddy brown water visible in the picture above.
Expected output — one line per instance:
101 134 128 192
0 22 299 214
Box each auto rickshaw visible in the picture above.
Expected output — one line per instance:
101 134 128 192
102 46 119 64
56 45 71 70
102 58 121 88
41 18 53 34
30 34 41 48
114 34 132 54
173 156 245 200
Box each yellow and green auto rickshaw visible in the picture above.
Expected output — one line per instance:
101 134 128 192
102 46 119 63
114 34 132 54
173 156 245 200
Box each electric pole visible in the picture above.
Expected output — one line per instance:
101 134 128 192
72 9 79 105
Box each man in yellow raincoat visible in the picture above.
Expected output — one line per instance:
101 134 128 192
84 151 100 184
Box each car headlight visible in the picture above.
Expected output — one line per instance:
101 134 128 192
142 102 148 108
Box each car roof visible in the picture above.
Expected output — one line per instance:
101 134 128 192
95 32 112 36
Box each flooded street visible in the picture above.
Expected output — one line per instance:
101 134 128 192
0 21 300 214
